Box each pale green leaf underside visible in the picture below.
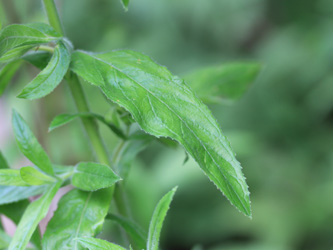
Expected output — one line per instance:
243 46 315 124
8 182 61 250
72 162 121 191
70 50 251 216
12 110 54 176
184 62 261 104
0 169 27 186
17 41 70 99
42 188 112 250
147 187 177 250
20 166 57 185
0 185 48 205
0 23 61 62
107 213 147 249
76 237 127 250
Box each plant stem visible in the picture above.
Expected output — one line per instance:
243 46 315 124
42 0 64 35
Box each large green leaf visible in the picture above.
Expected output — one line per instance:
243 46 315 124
0 60 22 96
184 63 261 104
17 41 70 99
8 182 61 250
147 187 177 250
12 110 54 176
76 237 127 250
106 213 147 249
70 50 251 216
72 162 121 191
22 51 52 70
42 188 112 250
0 185 47 205
20 166 57 185
49 112 127 139
0 23 61 62
0 169 27 186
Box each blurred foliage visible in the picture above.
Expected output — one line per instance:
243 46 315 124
0 0 332 249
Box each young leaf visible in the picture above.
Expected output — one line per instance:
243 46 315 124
147 187 177 250
0 23 61 62
0 185 48 205
76 237 127 250
20 166 57 185
106 213 147 249
42 188 112 250
0 169 27 186
120 0 130 11
17 41 70 99
0 60 23 96
0 151 9 169
12 110 54 176
184 63 261 104
49 112 127 139
8 182 61 250
70 50 251 216
72 162 121 191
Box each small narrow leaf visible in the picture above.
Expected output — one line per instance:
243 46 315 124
20 166 57 185
49 112 127 139
76 237 127 250
0 169 27 186
0 23 61 62
17 41 70 99
147 187 177 250
184 63 261 104
0 151 9 169
76 238 126 250
12 110 54 176
107 213 147 249
8 182 61 250
0 60 23 96
42 188 112 250
0 185 48 205
72 162 121 191
71 50 251 216
120 0 130 11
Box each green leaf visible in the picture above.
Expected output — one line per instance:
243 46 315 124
184 63 261 104
0 229 11 249
106 213 147 249
0 151 9 169
0 185 48 205
17 41 70 99
0 23 61 62
42 188 112 250
70 50 251 216
0 60 23 96
12 110 54 176
76 237 127 250
72 162 121 191
22 51 52 70
147 187 177 250
0 169 27 186
20 166 57 185
8 182 61 250
120 0 130 11
49 112 127 139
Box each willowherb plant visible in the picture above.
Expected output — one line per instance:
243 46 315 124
0 0 261 249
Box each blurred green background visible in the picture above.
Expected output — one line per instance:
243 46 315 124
1 0 333 249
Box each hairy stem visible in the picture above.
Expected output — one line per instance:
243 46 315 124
42 0 64 35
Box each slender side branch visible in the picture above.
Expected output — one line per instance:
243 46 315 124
42 0 64 35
